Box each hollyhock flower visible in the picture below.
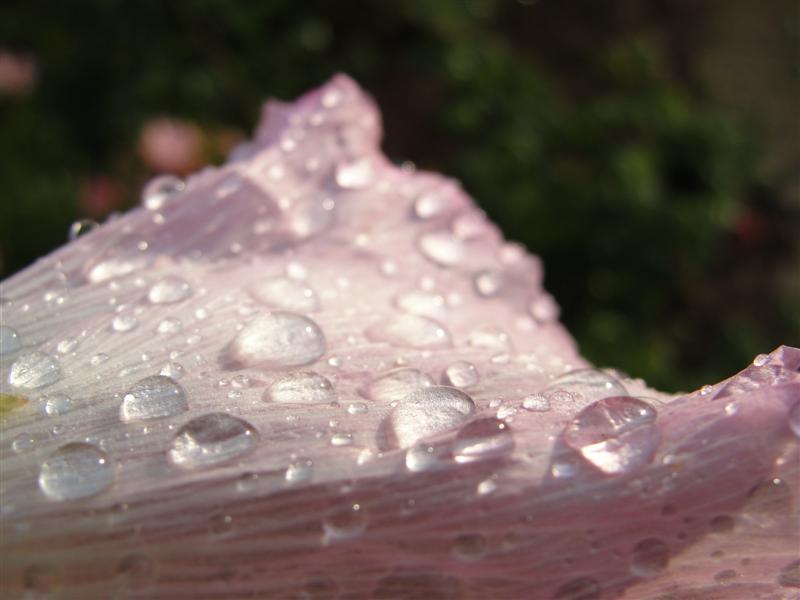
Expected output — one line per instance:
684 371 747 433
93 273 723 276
0 75 797 599
138 117 204 175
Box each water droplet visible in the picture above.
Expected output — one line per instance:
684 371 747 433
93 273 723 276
753 353 770 367
38 443 113 500
249 277 319 312
285 457 314 484
210 513 233 535
553 577 601 600
160 361 185 379
0 325 21 355
43 393 72 416
522 394 551 412
366 314 451 349
168 413 258 468
442 361 479 388
330 432 353 446
389 386 475 448
452 533 487 561
453 418 514 463
418 231 465 267
68 218 99 240
157 318 182 334
116 554 155 590
473 269 504 297
90 352 110 366
778 559 800 588
112 314 138 332
564 396 659 475
413 190 457 220
142 175 185 210
544 369 627 406
789 402 800 439
8 351 61 389
335 157 373 189
226 312 326 370
394 290 446 319
120 375 188 421
12 433 36 453
367 368 434 403
373 569 463 600
630 538 669 577
264 371 334 404
347 402 368 415
323 501 367 541
477 478 497 496
529 293 560 322
148 277 192 304
709 515 735 533
405 444 440 472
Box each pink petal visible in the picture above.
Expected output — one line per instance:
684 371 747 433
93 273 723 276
1 75 797 599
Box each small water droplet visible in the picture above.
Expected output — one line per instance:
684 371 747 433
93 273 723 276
330 432 353 446
12 433 36 453
544 369 627 406
394 290 446 319
529 293 560 322
366 314 451 349
249 278 318 313
226 312 326 370
452 533 487 561
708 515 735 533
285 457 314 484
120 375 188 421
564 396 659 475
473 269 504 297
389 386 475 448
453 418 514 463
522 394 551 412
112 314 138 332
142 175 184 210
210 513 233 535
38 443 114 500
264 371 334 404
168 413 258 468
159 361 185 379
323 501 367 541
8 351 61 389
335 158 373 189
90 352 110 366
43 393 72 416
778 559 800 588
68 218 99 240
752 353 770 367
418 231 465 267
0 325 21 355
116 553 155 590
367 368 434 403
157 318 182 334
413 190 458 220
148 277 192 304
347 402 368 415
553 577 601 600
442 361 479 388
630 538 669 577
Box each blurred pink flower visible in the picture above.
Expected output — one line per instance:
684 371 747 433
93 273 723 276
0 50 37 95
138 117 204 174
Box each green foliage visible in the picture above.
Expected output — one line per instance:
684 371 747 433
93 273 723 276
0 0 796 391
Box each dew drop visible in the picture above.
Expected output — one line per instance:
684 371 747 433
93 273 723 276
522 394 551 412
789 401 800 439
265 371 334 404
529 293 560 323
323 501 367 541
330 432 353 447
285 457 314 484
367 368 434 403
249 277 319 312
168 413 258 468
365 314 451 349
159 361 185 379
12 433 36 453
43 393 73 416
564 396 659 475
8 351 61 389
452 533 487 561
112 314 138 332
347 402 368 415
388 386 475 448
68 218 99 240
38 443 113 501
418 231 465 267
148 277 192 304
394 290 446 319
708 515 735 533
630 538 670 577
120 375 188 421
413 191 454 220
157 318 182 334
442 361 479 388
544 368 627 406
405 444 439 472
752 353 770 367
335 157 373 189
553 577 601 600
0 325 21 355
473 269 504 297
226 312 326 370
142 175 185 210
453 418 514 463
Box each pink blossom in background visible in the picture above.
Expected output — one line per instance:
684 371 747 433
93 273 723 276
0 75 798 599
138 117 204 175
0 50 37 96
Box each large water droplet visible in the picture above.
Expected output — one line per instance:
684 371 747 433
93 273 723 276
564 396 659 475
148 277 192 304
42 393 72 416
265 371 334 404
453 418 514 463
544 369 627 406
285 457 314 484
120 375 188 421
84 234 152 283
389 386 475 448
249 277 319 312
553 577 601 600
38 443 114 501
225 312 326 370
142 175 185 210
441 361 479 388
168 413 259 468
335 158 373 189
8 351 61 389
366 368 434 404
405 444 442 472
418 231 465 267
365 314 451 349
0 325 21 354
112 314 138 332
322 501 368 542
630 538 669 577
522 394 551 412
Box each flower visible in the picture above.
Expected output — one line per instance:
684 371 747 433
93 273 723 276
1 74 798 599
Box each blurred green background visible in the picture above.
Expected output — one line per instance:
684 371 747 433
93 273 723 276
0 0 798 391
